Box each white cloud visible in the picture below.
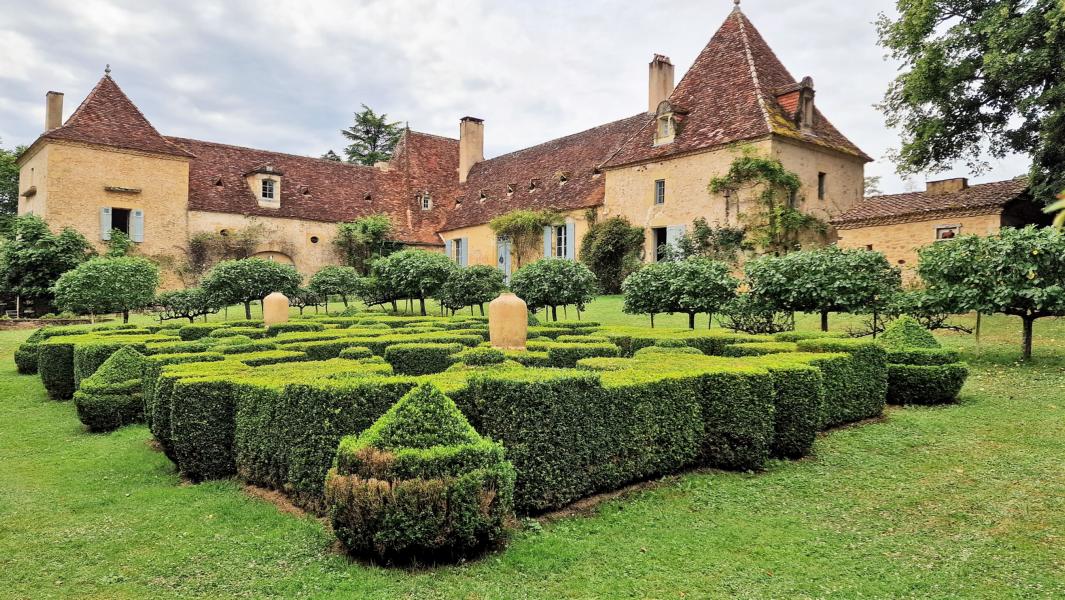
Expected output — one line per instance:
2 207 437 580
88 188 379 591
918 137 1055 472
0 0 1031 193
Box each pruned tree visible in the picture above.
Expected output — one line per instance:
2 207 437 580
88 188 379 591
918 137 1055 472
621 259 738 329
918 226 1065 360
53 256 160 323
372 249 457 315
746 246 901 331
436 265 505 315
308 265 362 312
201 258 302 320
509 258 598 321
155 288 218 322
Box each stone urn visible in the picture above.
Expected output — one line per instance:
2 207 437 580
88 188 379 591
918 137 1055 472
488 292 528 350
263 292 290 328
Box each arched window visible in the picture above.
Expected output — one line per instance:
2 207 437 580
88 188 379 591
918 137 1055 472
653 100 678 146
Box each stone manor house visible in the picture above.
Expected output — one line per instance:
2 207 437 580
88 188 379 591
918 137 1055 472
16 6 1040 287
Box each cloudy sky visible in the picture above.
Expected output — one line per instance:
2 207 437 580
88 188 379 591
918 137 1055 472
0 0 1028 194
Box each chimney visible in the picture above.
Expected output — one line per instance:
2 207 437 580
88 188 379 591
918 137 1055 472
458 116 484 183
648 54 674 113
45 91 64 131
797 76 815 131
926 178 969 195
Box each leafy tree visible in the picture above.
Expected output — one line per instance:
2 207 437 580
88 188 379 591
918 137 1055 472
579 215 644 294
877 0 1065 203
662 217 747 264
709 151 825 254
201 258 302 320
918 226 1065 360
436 264 505 315
334 214 395 274
373 249 457 315
1047 190 1065 229
308 265 362 312
510 258 598 321
53 256 159 323
621 262 674 328
746 246 901 331
0 214 94 310
341 105 402 165
670 259 739 329
289 287 324 315
864 175 884 197
0 139 26 234
489 209 561 268
321 150 342 162
621 259 737 328
155 288 218 322
355 275 399 312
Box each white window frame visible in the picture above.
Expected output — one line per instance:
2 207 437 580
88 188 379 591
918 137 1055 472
420 192 432 210
654 179 666 205
261 178 275 201
554 224 567 258
935 224 961 241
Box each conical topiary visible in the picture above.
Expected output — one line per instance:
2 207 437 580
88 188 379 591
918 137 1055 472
880 315 940 349
73 346 148 432
325 383 515 563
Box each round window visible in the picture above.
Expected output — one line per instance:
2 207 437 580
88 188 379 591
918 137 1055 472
310 236 319 244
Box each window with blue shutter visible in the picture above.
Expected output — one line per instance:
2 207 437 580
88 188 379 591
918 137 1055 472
459 237 469 267
543 225 552 258
445 239 453 261
99 207 112 241
130 209 145 243
565 220 576 259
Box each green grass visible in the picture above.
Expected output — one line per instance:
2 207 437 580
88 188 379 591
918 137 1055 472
1 300 1063 598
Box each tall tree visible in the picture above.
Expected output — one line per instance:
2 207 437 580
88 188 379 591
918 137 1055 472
321 149 342 162
341 105 402 165
0 215 94 309
0 140 27 234
878 0 1065 202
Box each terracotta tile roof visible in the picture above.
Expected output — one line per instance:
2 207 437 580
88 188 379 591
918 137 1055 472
604 8 869 169
441 113 648 232
42 75 194 159
832 177 1028 228
169 130 458 246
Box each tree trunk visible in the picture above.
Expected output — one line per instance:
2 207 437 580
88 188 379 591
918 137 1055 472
391 300 398 312
872 309 878 339
324 299 329 315
688 312 696 330
1022 315 1035 361
820 310 829 332
551 306 558 321
975 312 982 345
708 313 714 330
479 304 485 316
419 296 427 316
188 316 195 323
650 314 655 328
342 295 348 307
244 301 252 320
123 310 129 324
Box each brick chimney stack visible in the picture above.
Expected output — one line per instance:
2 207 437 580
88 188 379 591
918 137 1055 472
926 178 969 195
797 76 816 131
458 116 484 183
648 54 674 113
45 91 64 131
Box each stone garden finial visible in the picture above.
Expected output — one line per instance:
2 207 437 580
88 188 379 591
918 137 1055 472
104 64 111 76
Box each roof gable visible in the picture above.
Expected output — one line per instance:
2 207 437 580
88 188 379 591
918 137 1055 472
605 8 868 168
42 75 194 158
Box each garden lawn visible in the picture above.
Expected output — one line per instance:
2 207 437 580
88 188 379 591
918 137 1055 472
0 307 1063 599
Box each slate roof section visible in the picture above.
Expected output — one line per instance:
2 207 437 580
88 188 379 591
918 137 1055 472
41 75 194 159
170 130 458 246
604 8 869 168
832 177 1028 228
441 113 648 232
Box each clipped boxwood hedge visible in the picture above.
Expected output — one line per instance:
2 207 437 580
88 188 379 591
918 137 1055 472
795 338 888 428
887 363 969 405
266 322 325 336
384 343 463 375
73 347 148 432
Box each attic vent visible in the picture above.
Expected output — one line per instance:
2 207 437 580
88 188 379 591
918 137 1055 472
507 184 515 195
364 193 372 201
558 172 569 185
214 177 223 187
592 167 602 178
300 185 310 196
529 178 540 191
479 190 488 202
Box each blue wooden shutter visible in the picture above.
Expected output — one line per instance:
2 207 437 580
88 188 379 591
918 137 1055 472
445 239 453 261
543 226 553 258
99 207 112 240
459 237 469 267
131 209 145 242
565 220 576 259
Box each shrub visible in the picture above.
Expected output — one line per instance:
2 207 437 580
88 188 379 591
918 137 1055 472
73 340 147 387
178 323 229 341
884 347 960 365
632 346 703 357
579 215 645 294
384 343 463 375
325 383 516 562
14 328 47 374
73 347 148 432
450 346 506 366
887 364 969 405
265 322 324 336
721 342 798 357
209 326 267 340
525 340 620 367
795 338 888 428
38 338 79 399
338 346 374 360
880 315 940 349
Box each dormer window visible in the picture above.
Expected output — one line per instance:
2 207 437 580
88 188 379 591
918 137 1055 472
653 100 678 146
419 192 432 210
529 179 540 192
261 179 275 200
